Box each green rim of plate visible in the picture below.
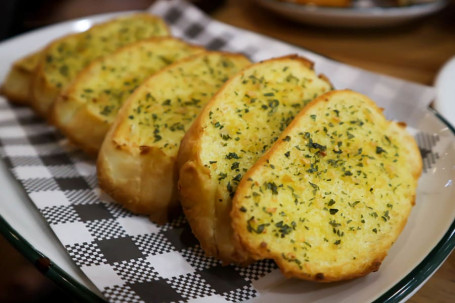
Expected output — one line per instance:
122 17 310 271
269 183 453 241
0 215 106 302
373 108 455 303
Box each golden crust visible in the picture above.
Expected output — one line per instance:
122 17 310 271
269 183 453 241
98 52 251 224
177 55 333 264
51 92 110 156
178 120 252 263
97 126 179 223
30 13 170 118
1 51 42 104
51 37 204 156
231 89 422 281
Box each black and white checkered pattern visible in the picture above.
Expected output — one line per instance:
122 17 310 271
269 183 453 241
103 285 144 303
112 258 160 284
167 273 216 300
415 132 440 173
66 242 108 267
0 0 439 302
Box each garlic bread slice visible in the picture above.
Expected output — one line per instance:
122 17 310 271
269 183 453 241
97 52 250 224
52 37 204 155
31 13 170 118
177 55 332 264
231 90 422 281
1 51 42 104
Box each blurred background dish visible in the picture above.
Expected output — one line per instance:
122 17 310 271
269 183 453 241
253 0 448 27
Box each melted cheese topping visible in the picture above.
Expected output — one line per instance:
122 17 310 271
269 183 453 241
43 14 169 90
69 38 203 123
200 58 332 201
234 91 419 276
113 53 251 155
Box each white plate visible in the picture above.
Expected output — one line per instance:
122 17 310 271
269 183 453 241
253 0 448 27
0 11 454 303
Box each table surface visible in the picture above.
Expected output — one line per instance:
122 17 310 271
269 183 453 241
4 0 455 302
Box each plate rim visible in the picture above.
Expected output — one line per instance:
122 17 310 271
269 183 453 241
0 215 106 302
373 108 455 303
254 0 449 21
0 10 454 303
257 0 448 14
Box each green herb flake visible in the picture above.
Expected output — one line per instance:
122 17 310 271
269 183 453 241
376 146 386 154
329 209 339 215
247 216 269 234
226 152 240 159
265 182 278 195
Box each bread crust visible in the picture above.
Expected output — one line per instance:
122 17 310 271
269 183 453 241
178 105 252 262
1 51 42 104
30 13 170 119
98 52 250 224
177 55 333 264
231 89 422 281
51 37 204 156
97 124 179 223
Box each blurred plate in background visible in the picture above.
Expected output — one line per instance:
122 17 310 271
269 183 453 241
253 0 448 27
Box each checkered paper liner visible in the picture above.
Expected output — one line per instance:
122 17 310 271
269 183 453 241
0 0 442 302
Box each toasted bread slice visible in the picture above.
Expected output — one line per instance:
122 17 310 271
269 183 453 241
52 37 204 156
1 51 42 104
97 52 250 224
31 13 170 118
177 55 332 264
231 90 422 281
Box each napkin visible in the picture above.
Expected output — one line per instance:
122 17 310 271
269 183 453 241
0 0 439 302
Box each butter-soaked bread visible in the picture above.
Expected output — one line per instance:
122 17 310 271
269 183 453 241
231 90 422 281
31 13 170 118
52 37 204 156
97 52 250 224
177 55 332 264
1 51 42 104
